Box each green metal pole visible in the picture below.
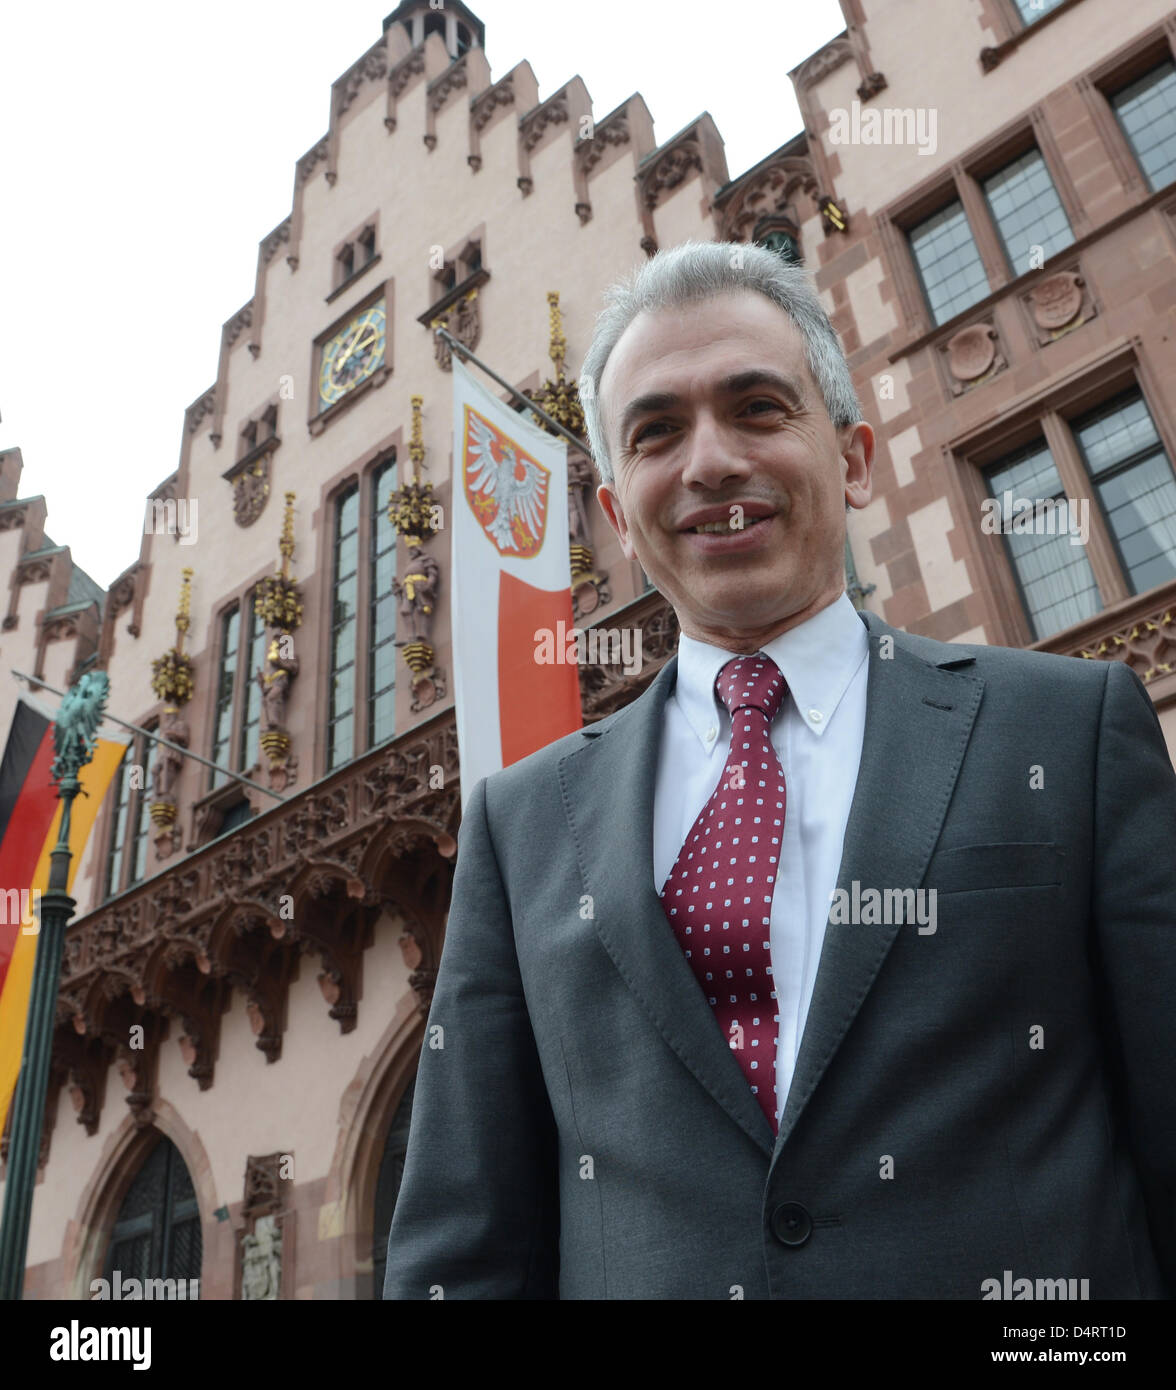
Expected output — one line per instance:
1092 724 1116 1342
0 666 111 1299
0 773 77 1299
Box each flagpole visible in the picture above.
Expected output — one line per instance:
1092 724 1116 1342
0 671 114 1298
433 325 589 457
11 671 289 804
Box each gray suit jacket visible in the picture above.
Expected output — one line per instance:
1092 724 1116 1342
383 609 1176 1299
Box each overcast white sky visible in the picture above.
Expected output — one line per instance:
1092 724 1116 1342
0 0 846 588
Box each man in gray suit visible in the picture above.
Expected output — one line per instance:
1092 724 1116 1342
384 241 1176 1300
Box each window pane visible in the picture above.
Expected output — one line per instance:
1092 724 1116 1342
908 201 989 326
239 594 265 772
370 688 396 748
336 531 358 581
339 487 359 536
1097 458 1176 593
329 716 354 767
1075 392 1160 476
983 148 1073 273
210 608 240 789
333 619 356 672
1112 61 1176 193
104 750 132 898
368 461 398 749
1074 392 1176 596
986 442 1101 639
328 484 360 769
1013 0 1065 23
129 733 154 885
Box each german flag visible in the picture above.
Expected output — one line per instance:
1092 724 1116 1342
0 690 129 1133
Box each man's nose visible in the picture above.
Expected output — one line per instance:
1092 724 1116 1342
679 411 753 489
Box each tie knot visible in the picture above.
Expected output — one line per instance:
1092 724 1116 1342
715 653 787 723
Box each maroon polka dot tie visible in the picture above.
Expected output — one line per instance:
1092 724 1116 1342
659 653 788 1134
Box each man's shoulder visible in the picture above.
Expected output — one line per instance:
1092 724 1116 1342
878 615 1112 691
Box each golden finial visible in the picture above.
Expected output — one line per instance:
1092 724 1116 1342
151 567 196 705
175 567 193 644
408 394 426 472
547 291 567 380
279 491 296 577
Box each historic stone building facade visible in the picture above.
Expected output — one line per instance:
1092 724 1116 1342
4 0 1175 1297
797 0 1176 744
0 448 105 745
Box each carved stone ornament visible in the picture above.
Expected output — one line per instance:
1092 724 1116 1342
718 155 818 244
388 46 426 109
108 565 140 622
576 113 630 178
260 219 291 265
640 135 703 210
568 452 609 619
1031 272 1084 329
186 390 216 435
941 321 1006 395
521 95 569 153
17 558 51 585
1073 603 1176 685
297 137 330 185
857 70 888 101
428 57 468 115
232 456 270 527
240 1213 281 1300
393 544 440 645
223 303 253 350
1025 271 1095 344
432 290 481 371
393 542 445 710
793 35 854 90
472 77 514 132
337 39 387 115
946 323 998 381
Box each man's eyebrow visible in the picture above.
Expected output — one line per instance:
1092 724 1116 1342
616 370 806 444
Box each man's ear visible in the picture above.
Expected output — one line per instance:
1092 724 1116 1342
841 421 874 510
596 482 635 560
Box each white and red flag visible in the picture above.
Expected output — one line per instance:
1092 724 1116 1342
450 355 581 810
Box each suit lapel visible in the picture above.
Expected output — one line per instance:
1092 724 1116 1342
559 610 985 1163
559 656 779 1157
774 612 984 1152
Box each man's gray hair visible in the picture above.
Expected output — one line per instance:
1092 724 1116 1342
578 240 863 485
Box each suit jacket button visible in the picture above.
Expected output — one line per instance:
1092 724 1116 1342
771 1202 813 1247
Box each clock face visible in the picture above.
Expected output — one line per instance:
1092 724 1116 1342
318 302 386 410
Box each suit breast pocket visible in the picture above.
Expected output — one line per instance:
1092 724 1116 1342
924 842 1065 895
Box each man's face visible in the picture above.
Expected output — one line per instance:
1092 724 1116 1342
596 289 874 650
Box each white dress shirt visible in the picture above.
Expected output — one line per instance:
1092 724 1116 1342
652 591 870 1123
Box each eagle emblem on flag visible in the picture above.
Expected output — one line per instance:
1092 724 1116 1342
462 405 550 558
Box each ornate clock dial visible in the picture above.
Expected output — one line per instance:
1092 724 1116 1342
318 303 386 410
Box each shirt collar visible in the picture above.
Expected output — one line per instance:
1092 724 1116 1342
673 592 869 751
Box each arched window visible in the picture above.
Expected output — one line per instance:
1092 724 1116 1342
371 1075 416 1298
103 1135 202 1290
756 227 803 266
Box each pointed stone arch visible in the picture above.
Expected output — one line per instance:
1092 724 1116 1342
61 1099 220 1299
319 990 424 1298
